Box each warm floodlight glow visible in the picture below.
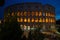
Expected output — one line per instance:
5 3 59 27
32 11 35 16
51 18 53 22
11 12 14 16
49 18 51 23
43 18 45 22
20 12 23 16
32 18 34 22
35 18 38 22
17 18 20 22
24 11 27 16
24 18 27 22
39 12 42 16
20 18 23 22
28 12 30 16
46 18 48 23
48 13 50 16
28 18 30 22
36 11 38 16
46 12 48 16
39 18 42 22
17 12 20 16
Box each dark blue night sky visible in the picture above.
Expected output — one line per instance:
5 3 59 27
0 0 60 20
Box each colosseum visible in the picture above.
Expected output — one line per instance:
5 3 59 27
4 3 56 33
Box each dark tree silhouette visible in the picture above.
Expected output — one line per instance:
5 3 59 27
56 19 60 32
0 0 5 6
0 21 23 40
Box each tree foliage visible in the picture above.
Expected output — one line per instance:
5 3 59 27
0 21 23 40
